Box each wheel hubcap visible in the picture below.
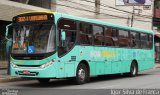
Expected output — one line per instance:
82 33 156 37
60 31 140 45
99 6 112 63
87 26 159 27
78 68 85 80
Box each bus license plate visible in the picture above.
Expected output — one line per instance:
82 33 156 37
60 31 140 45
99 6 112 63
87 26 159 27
23 70 30 74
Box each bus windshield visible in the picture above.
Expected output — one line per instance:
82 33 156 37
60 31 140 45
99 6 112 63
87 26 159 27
12 23 55 54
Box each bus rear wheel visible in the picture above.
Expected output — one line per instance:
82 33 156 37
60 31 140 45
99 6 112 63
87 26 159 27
129 61 138 77
37 78 50 84
75 63 88 84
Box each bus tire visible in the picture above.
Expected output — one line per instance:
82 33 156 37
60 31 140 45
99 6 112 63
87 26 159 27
75 63 88 84
37 78 50 84
129 61 138 77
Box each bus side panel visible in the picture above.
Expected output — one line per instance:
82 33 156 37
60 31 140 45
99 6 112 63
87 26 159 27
57 46 96 78
104 47 113 74
64 62 75 77
57 62 65 78
89 61 96 76
93 46 105 75
78 46 96 76
120 48 131 73
135 49 154 71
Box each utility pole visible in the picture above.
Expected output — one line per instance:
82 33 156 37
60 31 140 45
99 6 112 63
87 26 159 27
95 0 100 15
131 6 135 27
127 16 130 27
151 0 155 30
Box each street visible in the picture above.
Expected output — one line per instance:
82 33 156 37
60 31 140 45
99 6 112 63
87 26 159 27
0 68 160 95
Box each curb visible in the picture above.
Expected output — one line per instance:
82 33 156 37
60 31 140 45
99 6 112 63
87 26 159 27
0 68 7 69
0 76 27 83
155 64 160 68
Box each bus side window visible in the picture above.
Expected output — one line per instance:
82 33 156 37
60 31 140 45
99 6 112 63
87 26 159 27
112 28 118 46
93 25 104 46
140 33 148 49
148 34 153 49
79 23 92 45
130 32 136 48
57 18 77 56
104 27 114 46
118 29 129 47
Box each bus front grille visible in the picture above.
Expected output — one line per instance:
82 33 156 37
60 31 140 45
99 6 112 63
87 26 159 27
16 71 39 76
17 65 41 67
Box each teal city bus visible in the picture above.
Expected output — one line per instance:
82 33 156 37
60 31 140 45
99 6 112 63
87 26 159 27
6 12 154 84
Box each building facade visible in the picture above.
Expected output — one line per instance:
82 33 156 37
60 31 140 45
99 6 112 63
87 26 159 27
55 0 153 30
153 0 160 62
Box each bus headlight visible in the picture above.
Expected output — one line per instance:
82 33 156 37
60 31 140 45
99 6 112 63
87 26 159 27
40 60 54 68
11 62 18 68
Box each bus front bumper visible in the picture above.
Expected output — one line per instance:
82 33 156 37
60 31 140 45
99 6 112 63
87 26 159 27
10 64 57 78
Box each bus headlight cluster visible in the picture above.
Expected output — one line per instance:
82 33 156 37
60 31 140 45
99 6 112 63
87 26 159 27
11 62 18 68
40 60 54 68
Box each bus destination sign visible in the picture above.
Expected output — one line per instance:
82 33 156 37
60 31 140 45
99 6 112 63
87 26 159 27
16 15 49 22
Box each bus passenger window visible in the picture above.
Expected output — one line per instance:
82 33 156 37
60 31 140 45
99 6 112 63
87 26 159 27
93 25 104 46
130 32 141 48
104 27 115 46
118 30 129 47
79 23 92 45
140 33 148 49
148 35 153 49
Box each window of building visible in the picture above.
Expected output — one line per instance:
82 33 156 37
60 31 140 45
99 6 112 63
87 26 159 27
93 25 104 46
79 23 92 45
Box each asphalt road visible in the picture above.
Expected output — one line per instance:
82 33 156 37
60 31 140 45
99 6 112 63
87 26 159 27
0 68 160 95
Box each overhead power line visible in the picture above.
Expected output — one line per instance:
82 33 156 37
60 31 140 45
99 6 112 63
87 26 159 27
80 0 152 19
66 0 131 15
54 2 151 22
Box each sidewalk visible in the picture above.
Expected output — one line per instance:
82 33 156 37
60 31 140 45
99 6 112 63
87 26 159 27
0 61 7 69
0 60 24 83
156 63 160 68
0 68 23 82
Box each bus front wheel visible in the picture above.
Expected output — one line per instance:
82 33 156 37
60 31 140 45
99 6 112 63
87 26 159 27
37 78 50 84
75 63 88 84
129 61 138 77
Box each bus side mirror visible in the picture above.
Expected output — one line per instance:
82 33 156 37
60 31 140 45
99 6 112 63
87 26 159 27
5 24 12 41
60 29 66 47
61 29 66 41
